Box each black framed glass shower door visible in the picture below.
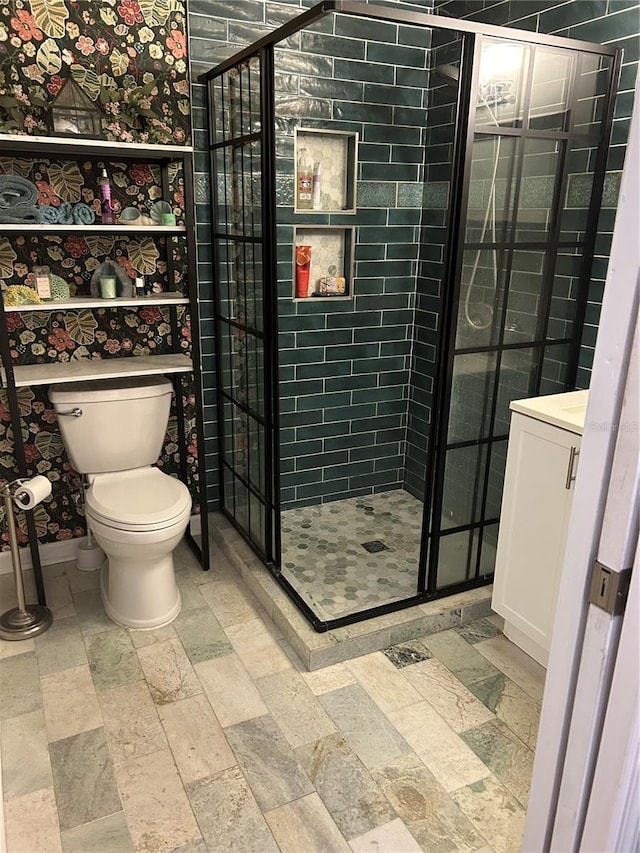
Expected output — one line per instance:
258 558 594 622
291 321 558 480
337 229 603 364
208 51 277 561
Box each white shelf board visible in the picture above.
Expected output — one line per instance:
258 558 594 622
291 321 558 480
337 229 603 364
0 224 185 234
0 133 193 160
4 294 189 312
8 354 193 388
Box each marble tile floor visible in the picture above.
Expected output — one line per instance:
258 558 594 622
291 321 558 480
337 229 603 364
0 538 545 853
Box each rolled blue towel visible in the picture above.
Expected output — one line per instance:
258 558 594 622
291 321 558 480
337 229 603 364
0 175 39 223
72 202 95 225
38 205 60 224
57 202 73 224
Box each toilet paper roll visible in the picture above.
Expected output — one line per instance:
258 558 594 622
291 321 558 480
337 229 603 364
14 476 52 509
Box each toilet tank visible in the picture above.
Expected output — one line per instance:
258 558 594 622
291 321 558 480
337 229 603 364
49 376 173 474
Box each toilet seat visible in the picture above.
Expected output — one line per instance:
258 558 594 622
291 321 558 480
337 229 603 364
86 467 191 532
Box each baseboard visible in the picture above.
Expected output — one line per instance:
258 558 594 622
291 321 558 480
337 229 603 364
0 537 84 575
0 513 203 576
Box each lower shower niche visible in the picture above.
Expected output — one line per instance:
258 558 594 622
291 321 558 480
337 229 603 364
293 227 354 301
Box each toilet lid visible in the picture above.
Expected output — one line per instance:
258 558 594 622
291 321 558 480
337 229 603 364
86 468 191 531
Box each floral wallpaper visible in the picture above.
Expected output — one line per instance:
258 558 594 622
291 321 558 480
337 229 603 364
0 0 200 552
0 0 190 144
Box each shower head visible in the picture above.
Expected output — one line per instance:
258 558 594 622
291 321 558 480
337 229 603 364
434 63 460 83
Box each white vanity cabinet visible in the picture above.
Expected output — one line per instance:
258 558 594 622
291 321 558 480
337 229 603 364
492 390 587 667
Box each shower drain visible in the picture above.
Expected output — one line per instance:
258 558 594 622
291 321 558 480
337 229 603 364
361 540 389 554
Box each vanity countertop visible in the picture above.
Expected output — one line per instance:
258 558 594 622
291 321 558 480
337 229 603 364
510 389 588 435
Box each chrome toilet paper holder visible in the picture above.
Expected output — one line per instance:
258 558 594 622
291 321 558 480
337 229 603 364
0 477 52 641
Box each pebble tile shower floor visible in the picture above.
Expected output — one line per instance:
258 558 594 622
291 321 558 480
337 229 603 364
0 538 544 852
281 491 424 621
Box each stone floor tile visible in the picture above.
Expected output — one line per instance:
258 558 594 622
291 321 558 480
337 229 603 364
60 811 134 853
127 623 177 650
157 693 235 784
319 683 412 770
199 577 259 628
300 661 356 695
43 574 76 620
72 589 117 636
224 714 314 811
49 727 121 832
64 561 102 595
295 732 396 841
403 658 495 732
470 674 541 750
451 775 526 853
185 766 279 853
388 701 489 792
455 618 503 645
224 616 291 679
136 638 202 705
175 571 207 612
114 748 201 853
348 817 423 852
194 653 268 727
98 680 167 765
256 667 337 749
172 606 232 664
345 651 423 715
35 617 87 677
41 664 102 742
423 630 502 687
3 786 63 853
1 709 53 799
0 637 35 660
86 630 144 692
475 636 546 702
264 792 350 853
0 651 41 720
371 753 485 853
383 639 432 668
461 721 534 808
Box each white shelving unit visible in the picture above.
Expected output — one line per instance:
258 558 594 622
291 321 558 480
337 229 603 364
4 354 193 388
1 224 186 234
0 130 210 595
3 293 189 312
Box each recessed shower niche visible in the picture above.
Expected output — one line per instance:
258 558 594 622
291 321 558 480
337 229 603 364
205 1 621 630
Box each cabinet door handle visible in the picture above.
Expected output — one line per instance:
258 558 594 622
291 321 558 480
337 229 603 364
565 445 580 490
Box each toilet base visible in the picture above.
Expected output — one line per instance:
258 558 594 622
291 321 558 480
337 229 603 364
100 555 182 630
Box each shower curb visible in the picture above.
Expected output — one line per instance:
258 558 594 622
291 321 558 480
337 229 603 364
208 512 495 670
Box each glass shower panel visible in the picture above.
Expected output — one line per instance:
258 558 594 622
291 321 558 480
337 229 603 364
475 38 530 128
455 248 507 350
465 134 518 244
515 137 562 242
440 444 488 530
529 48 573 131
447 353 497 443
494 347 539 434
504 249 548 344
437 529 478 588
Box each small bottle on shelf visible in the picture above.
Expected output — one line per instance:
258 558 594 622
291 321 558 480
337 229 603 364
312 162 322 210
296 150 312 210
134 276 145 298
99 169 114 225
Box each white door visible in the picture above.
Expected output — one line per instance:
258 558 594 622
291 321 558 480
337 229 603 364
523 76 640 851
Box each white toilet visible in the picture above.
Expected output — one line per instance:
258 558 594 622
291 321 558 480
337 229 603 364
49 376 192 629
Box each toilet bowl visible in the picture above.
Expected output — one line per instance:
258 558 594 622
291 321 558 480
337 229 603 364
49 376 192 629
87 467 192 628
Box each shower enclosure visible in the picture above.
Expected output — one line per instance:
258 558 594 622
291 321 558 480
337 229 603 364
204 1 620 630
